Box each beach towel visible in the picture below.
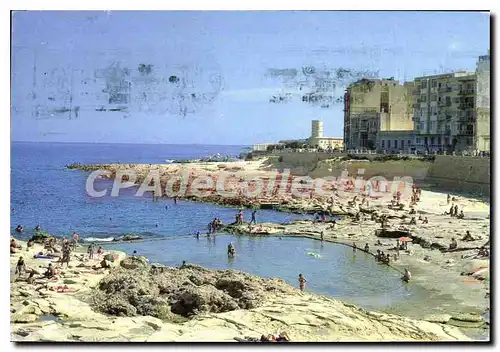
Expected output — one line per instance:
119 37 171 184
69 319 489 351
34 254 54 259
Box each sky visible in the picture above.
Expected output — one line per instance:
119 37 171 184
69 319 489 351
11 11 490 145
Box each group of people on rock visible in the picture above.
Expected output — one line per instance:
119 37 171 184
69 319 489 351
235 210 244 225
375 249 392 264
313 211 328 223
447 203 464 219
233 209 258 226
409 216 428 225
207 218 222 234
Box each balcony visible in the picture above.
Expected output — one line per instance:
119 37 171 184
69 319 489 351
438 86 452 93
457 116 475 123
438 100 452 107
458 89 475 95
458 103 474 110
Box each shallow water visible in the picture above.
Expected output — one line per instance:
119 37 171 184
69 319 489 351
11 142 313 240
108 234 419 312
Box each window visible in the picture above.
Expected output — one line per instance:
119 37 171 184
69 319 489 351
388 140 391 148
381 140 385 148
430 107 437 115
421 81 428 89
394 140 398 148
430 94 437 102
430 137 435 145
420 122 425 130
431 80 437 88
416 138 421 144
420 95 427 103
408 140 412 145
401 140 405 149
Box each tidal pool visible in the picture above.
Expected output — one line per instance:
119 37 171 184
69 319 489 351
108 234 420 312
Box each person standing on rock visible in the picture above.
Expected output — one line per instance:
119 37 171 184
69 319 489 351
15 256 26 277
298 274 307 291
449 205 454 217
364 243 370 252
447 194 451 204
61 245 71 268
72 232 79 249
87 243 95 260
320 231 324 241
250 210 257 225
454 205 459 217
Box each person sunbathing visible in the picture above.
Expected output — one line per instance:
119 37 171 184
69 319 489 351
44 263 55 279
461 231 475 242
449 238 458 250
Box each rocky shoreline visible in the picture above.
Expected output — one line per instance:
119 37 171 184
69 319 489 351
14 158 486 341
11 240 479 342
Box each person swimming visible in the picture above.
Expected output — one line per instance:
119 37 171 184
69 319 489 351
402 268 411 282
227 242 235 256
15 225 23 233
35 225 41 231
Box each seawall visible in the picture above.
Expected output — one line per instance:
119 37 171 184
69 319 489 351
426 155 490 197
263 153 490 197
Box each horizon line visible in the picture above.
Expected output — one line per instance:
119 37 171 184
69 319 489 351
11 140 251 147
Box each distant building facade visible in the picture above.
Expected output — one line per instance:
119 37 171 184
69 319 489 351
252 143 276 152
308 120 343 150
344 78 414 150
475 53 490 152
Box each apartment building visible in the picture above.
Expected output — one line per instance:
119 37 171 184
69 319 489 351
475 54 490 152
344 78 414 150
412 71 476 152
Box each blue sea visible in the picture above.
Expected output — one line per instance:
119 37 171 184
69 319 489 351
11 141 421 313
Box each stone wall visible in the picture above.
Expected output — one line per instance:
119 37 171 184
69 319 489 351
265 152 490 196
426 155 490 196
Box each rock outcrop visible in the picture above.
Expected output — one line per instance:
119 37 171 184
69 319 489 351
92 264 293 319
